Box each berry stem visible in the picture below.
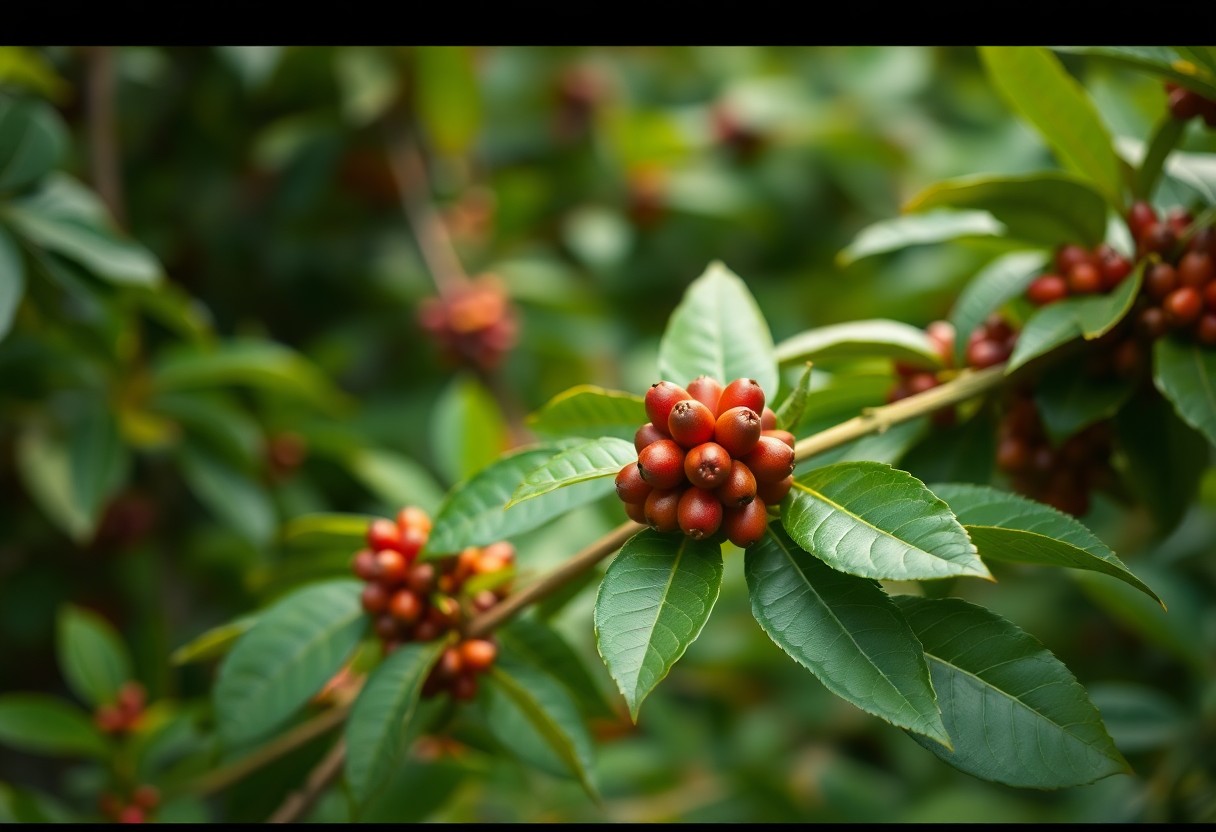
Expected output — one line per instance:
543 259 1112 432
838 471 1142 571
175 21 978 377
267 737 348 824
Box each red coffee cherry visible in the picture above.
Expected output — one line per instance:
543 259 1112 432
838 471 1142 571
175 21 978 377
1167 207 1194 237
677 487 723 539
389 589 423 623
722 499 768 548
1191 226 1216 258
352 548 378 581
1168 85 1204 120
966 338 1006 369
1196 313 1216 346
458 639 498 672
905 372 938 396
1164 286 1203 327
616 463 652 503
684 442 732 489
624 501 648 525
1205 280 1216 311
367 518 401 552
762 429 796 449
668 399 717 447
397 506 432 535
1067 262 1102 294
714 406 762 457
1055 244 1091 275
1097 245 1132 289
637 439 687 489
95 705 124 733
131 786 159 811
716 378 766 417
361 582 390 615
1027 274 1068 305
413 619 444 642
118 806 145 824
1127 201 1157 241
743 436 795 484
451 673 479 701
1139 222 1176 257
1178 251 1214 288
374 549 409 584
686 375 723 412
634 422 668 452
715 460 757 508
1146 263 1179 300
644 489 681 532
925 320 956 365
756 475 794 505
995 435 1030 472
1137 306 1169 339
374 614 401 641
760 407 778 431
1111 338 1145 378
476 541 515 573
405 562 436 594
645 381 691 429
397 526 427 561
437 647 463 679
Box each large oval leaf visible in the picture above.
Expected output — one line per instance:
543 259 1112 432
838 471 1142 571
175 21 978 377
0 695 108 759
1153 336 1216 447
948 251 1045 367
836 210 1006 267
527 385 646 443
894 596 1130 789
929 483 1161 606
979 47 1123 207
594 529 723 721
214 580 367 746
6 203 161 286
0 224 25 342
905 172 1108 248
0 97 66 192
507 437 635 508
781 461 988 581
345 639 447 805
775 319 942 369
68 394 128 525
56 605 132 708
658 261 778 401
745 527 950 747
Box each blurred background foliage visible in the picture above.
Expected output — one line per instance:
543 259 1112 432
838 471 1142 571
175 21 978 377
0 45 1213 822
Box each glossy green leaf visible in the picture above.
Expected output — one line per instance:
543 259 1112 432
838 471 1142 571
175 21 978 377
594 529 723 721
979 47 1123 206
527 385 646 443
56 605 132 708
6 203 160 286
482 661 598 799
774 362 814 431
1073 263 1143 339
775 320 942 369
1054 46 1216 100
507 437 635 508
68 396 128 524
1033 362 1136 441
1136 114 1187 201
1154 336 1216 447
1006 301 1083 373
282 513 377 549
0 695 108 759
214 580 367 746
345 447 445 516
14 426 91 543
430 374 508 487
895 596 1130 788
178 443 276 547
949 251 1045 366
837 210 1006 267
0 224 25 341
905 172 1108 248
930 483 1161 606
498 616 615 719
745 527 950 747
658 261 778 402
170 616 257 666
1114 392 1209 534
0 97 66 192
425 443 608 556
415 46 480 155
345 639 447 805
781 461 988 581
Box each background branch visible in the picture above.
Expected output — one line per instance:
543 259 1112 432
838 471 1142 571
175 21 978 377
267 737 347 823
85 46 124 226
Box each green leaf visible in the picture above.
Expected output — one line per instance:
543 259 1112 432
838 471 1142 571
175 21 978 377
425 443 608 555
1154 336 1216 447
14 426 91 543
774 362 814 431
775 319 942 369
345 639 447 805
414 46 480 155
897 410 997 486
344 447 445 517
282 513 377 549
905 172 1108 248
745 527 951 747
56 605 132 708
979 47 1123 206
6 203 160 286
178 442 276 547
929 483 1161 606
1087 682 1186 754
151 392 262 473
0 695 108 759
836 210 1006 267
498 616 615 719
949 251 1046 367
170 616 257 666
894 596 1130 789
1136 114 1187 202
1053 46 1216 100
1073 262 1143 339
508 437 635 508
1006 301 1083 373
0 224 25 341
430 374 508 487
214 580 367 746
593 529 722 721
658 261 778 401
0 97 66 192
781 461 988 581
1033 362 1136 442
482 661 598 799
527 385 646 443
68 395 128 524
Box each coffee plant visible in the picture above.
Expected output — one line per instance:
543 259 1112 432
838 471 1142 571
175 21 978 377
1 46 1215 823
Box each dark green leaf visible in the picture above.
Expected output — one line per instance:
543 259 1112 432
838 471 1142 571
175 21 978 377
355 755 466 822
151 392 262 473
1033 362 1136 442
430 374 508 487
774 362 814 431
170 617 257 666
949 251 1045 366
1088 682 1186 753
1073 263 1143 339
507 437 635 508
658 261 778 402
1136 114 1187 201
0 97 66 192
775 319 942 369
895 596 1130 788
282 513 378 550
68 395 128 524
0 224 25 341
1114 392 1209 533
178 443 276 547
897 409 996 486
214 580 367 746
1006 301 1083 373
1053 46 1216 100
56 605 132 708
6 203 160 286
594 529 722 721
527 385 646 443
498 616 615 719
0 695 108 759
745 527 950 747
1154 336 1216 447
781 461 988 581
837 210 1006 267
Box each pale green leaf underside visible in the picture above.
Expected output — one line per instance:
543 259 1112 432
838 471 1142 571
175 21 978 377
837 210 1006 267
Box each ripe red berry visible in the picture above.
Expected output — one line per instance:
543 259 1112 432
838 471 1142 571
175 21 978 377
668 399 717 447
756 475 794 505
762 429 796 449
362 582 390 615
458 639 498 672
715 460 757 508
131 786 160 811
1112 339 1144 378
684 442 732 489
1168 85 1203 120
1205 280 1216 311
397 506 432 535
1067 262 1102 294
716 378 766 417
1097 245 1132 290
722 499 768 548
677 488 723 540
1164 286 1203 327
1027 274 1068 305
374 614 401 640
1137 305 1169 339
637 439 687 489
995 435 1030 472
1139 222 1176 257
645 381 691 429
644 488 681 532
117 682 145 716
389 589 423 623
413 619 443 642
352 549 378 581
476 541 515 573
1178 251 1214 288
95 705 124 733
118 806 145 824
743 436 795 484
686 375 723 412
1191 226 1216 258
616 462 653 503
714 406 762 457
451 673 479 701
1167 207 1193 237
1055 244 1092 275
760 407 778 431
1145 263 1179 300
634 422 668 452
437 647 463 679
374 549 409 584
405 562 436 594
397 526 427 561
624 501 648 525
925 320 956 365
1127 201 1157 241
1196 313 1216 346
905 372 938 396
367 518 401 552
966 338 1006 369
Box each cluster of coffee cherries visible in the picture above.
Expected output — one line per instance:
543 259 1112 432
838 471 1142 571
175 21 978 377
616 377 794 548
1165 81 1216 128
98 785 159 824
995 393 1114 517
1025 243 1134 307
351 508 508 701
93 681 146 735
417 273 518 372
1127 203 1216 347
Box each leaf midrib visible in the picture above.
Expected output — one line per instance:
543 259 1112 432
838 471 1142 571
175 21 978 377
629 539 688 707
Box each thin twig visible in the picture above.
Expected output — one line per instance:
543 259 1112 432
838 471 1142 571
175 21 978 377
86 46 124 226
267 737 347 823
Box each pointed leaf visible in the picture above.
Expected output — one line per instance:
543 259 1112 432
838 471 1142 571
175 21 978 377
781 461 988 581
1113 392 1208 534
171 616 257 666
775 319 942 369
745 527 950 747
0 225 25 341
894 596 1130 788
658 261 778 401
0 695 108 759
837 210 1006 267
0 97 66 192
930 483 1161 606
594 529 723 721
56 605 132 708
1136 114 1187 201
214 580 367 746
6 204 160 286
1006 300 1083 373
498 616 615 719
345 639 447 804
282 513 378 548
1154 336 1216 447
527 385 646 443
1033 362 1136 441
949 251 1046 366
508 437 635 508
979 47 1123 206
1053 46 1216 100
1073 262 1143 338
